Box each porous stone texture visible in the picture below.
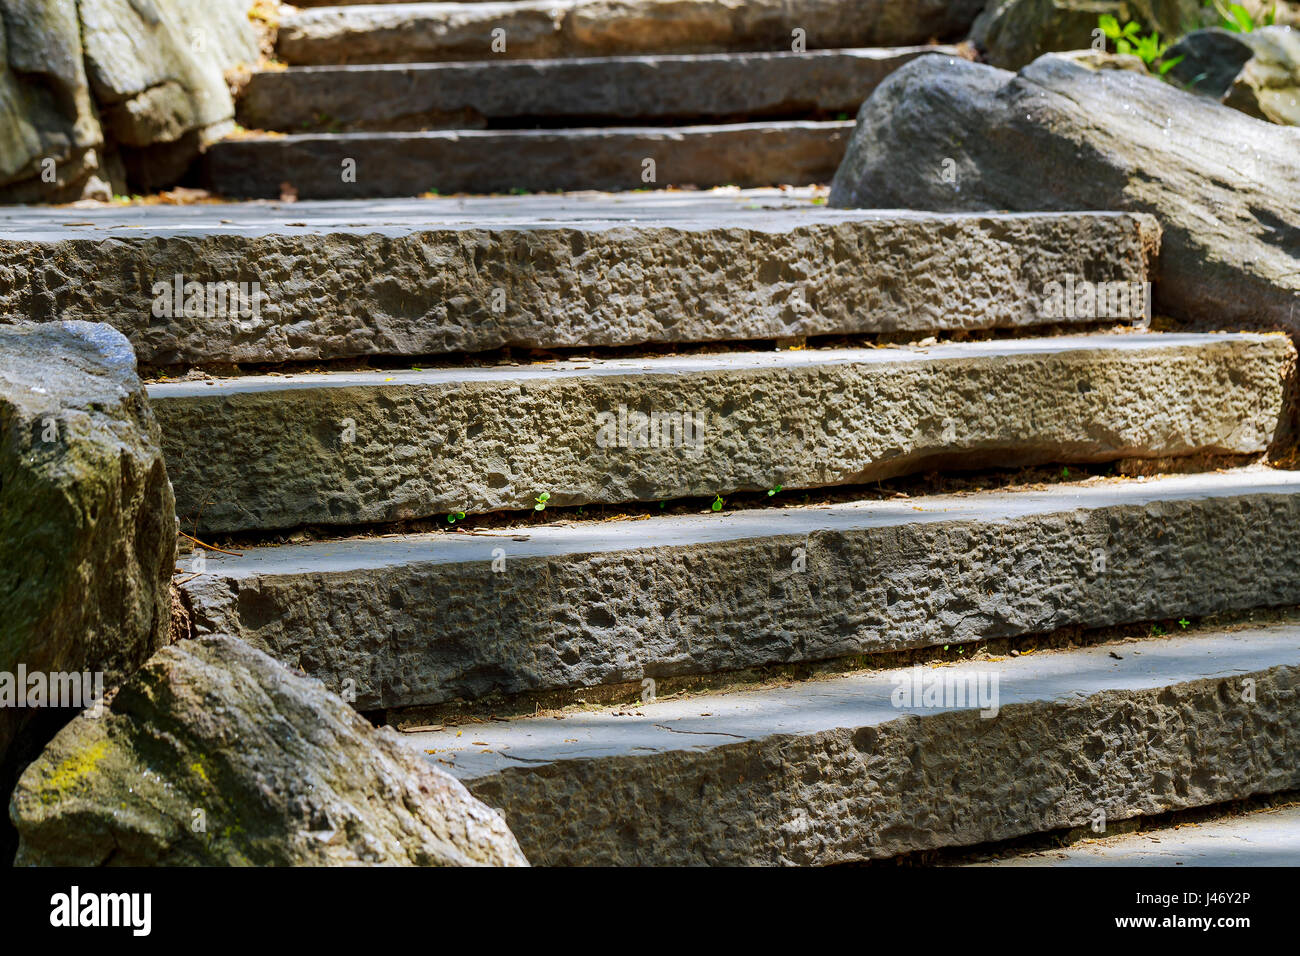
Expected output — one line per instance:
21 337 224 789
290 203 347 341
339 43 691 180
0 197 1158 367
237 48 953 133
411 629 1300 864
203 120 853 198
0 321 174 853
276 0 987 65
1167 26 1300 126
829 53 1300 334
8 635 529 866
181 472 1300 709
971 0 1299 69
148 334 1292 533
0 0 106 201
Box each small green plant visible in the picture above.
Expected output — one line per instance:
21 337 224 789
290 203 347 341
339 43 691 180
1099 14 1141 49
1214 0 1275 31
1178 617 1190 630
1152 622 1167 636
768 484 783 497
1097 15 1184 74
534 492 550 511
446 511 466 524
1061 466 1070 478
711 494 724 512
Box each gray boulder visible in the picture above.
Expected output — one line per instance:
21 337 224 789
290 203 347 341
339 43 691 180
0 0 261 199
0 321 174 857
829 52 1300 333
1167 26 1300 126
0 0 107 200
79 0 259 190
10 636 530 866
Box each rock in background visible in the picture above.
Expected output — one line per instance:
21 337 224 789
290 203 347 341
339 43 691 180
973 0 1300 69
10 636 530 866
0 0 107 201
828 52 1300 334
0 0 262 200
1167 25 1300 125
0 321 174 859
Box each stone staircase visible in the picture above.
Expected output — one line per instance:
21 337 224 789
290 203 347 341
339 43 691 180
203 0 979 197
7 180 1299 865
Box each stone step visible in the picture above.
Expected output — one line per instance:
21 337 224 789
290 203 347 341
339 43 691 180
204 120 853 198
401 624 1300 864
238 48 947 133
276 1 984 66
148 333 1292 534
180 469 1300 711
291 0 500 5
0 192 1158 367
967 805 1300 866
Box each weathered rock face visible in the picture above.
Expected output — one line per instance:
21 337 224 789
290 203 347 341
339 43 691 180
1168 26 1300 126
972 0 1299 69
0 321 174 858
0 0 107 201
80 0 256 146
0 0 260 199
829 52 1300 333
9 636 530 866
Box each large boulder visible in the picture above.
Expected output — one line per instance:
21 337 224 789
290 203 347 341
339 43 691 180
972 0 1299 69
10 636 530 866
0 0 108 201
0 321 174 857
79 0 260 191
0 0 261 199
829 52 1300 334
1167 26 1300 126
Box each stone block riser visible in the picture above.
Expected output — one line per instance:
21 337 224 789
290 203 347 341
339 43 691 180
148 335 1291 533
182 475 1300 710
0 210 1156 367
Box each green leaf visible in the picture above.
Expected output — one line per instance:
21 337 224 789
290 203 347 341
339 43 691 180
1157 54 1184 75
1116 37 1132 54
1098 13 1121 38
1222 3 1253 31
711 494 723 512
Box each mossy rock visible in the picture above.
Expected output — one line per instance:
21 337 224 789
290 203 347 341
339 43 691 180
0 322 174 780
10 636 530 866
